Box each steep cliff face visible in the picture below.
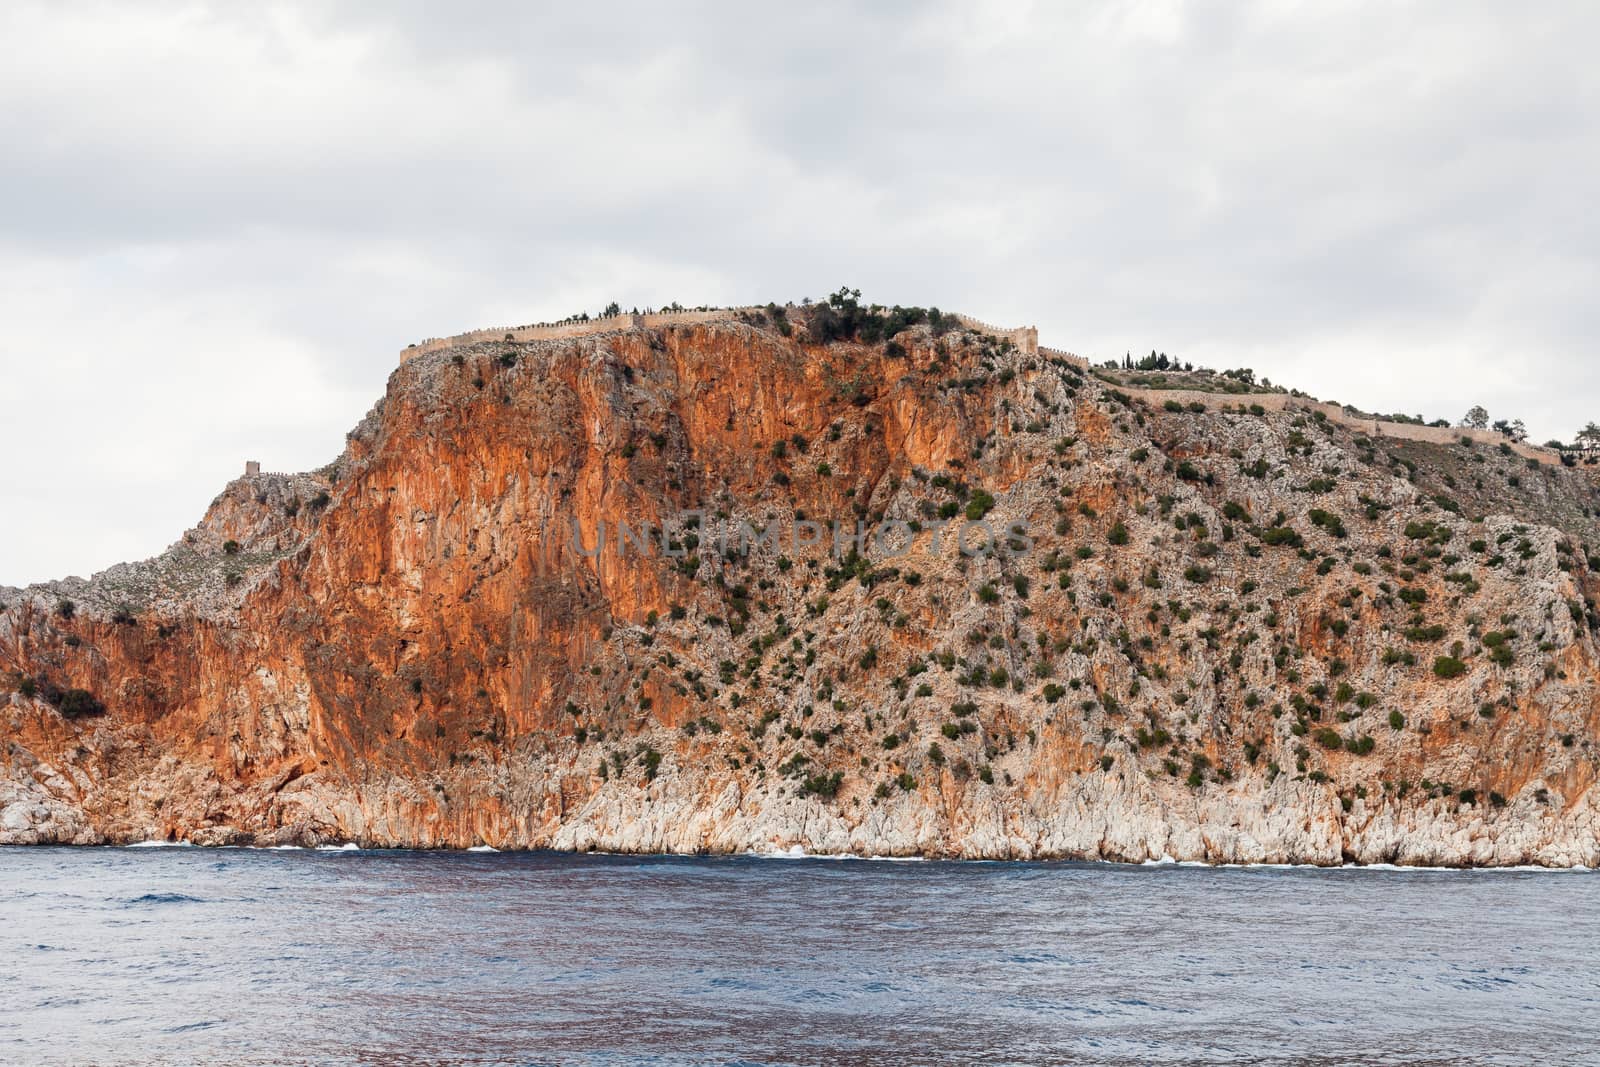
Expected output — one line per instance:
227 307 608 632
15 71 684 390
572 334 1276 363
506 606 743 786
4 308 1599 864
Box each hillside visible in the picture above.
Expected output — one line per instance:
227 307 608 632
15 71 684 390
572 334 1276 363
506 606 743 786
3 298 1599 865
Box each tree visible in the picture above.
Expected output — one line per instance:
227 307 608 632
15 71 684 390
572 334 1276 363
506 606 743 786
602 301 621 317
1462 405 1490 430
1492 418 1526 442
1577 422 1600 450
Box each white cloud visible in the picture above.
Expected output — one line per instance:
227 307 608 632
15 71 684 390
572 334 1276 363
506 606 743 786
1 0 1597 583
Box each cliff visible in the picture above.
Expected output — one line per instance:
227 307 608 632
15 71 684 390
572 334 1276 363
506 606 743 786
4 301 1599 865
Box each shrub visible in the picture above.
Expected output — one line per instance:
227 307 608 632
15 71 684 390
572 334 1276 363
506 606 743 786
1433 656 1467 679
1108 521 1130 546
57 688 106 718
801 771 844 798
1262 526 1302 548
55 600 76 620
1313 727 1343 750
1183 565 1213 584
1042 683 1066 703
965 490 996 520
222 540 241 555
1388 710 1405 730
1308 509 1348 538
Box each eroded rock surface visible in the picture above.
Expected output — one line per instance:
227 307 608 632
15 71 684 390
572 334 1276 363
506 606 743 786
4 307 1598 864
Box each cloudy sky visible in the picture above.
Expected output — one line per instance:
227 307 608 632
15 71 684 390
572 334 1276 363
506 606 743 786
2 2 1596 586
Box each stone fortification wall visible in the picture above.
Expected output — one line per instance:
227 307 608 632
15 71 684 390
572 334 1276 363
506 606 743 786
401 308 758 362
402 306 1057 363
1114 385 1559 466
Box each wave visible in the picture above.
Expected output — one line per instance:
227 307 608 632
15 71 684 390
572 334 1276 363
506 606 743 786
125 892 204 905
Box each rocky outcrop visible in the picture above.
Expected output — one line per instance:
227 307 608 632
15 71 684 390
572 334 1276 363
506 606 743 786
3 303 1599 864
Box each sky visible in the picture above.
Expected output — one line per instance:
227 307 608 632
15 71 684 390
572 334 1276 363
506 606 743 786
2 1 1597 586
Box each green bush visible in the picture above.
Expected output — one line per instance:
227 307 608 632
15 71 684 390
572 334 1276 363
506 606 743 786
1433 656 1467 679
1388 710 1405 730
1313 727 1343 750
802 771 844 798
57 688 106 718
1108 521 1130 546
1308 509 1348 538
1262 526 1302 548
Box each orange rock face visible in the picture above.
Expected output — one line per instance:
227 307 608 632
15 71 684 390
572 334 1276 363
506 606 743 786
3 311 1599 864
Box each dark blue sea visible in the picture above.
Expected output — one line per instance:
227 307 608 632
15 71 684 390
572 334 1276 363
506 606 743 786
2 848 1596 1066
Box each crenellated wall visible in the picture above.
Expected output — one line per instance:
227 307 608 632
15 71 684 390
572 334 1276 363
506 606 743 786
1039 345 1089 369
950 314 1037 354
399 308 758 362
399 305 1056 363
1113 385 1561 466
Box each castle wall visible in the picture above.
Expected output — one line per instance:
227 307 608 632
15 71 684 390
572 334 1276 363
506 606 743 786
950 314 1038 354
1038 346 1089 369
1113 386 1559 466
400 306 1053 363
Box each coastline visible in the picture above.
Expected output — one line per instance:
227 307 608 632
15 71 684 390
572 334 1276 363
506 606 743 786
7 839 1591 873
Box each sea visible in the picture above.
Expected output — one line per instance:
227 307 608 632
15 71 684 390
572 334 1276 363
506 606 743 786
2 847 1596 1066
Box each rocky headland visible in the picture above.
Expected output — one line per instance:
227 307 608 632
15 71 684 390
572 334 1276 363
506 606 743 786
4 296 1599 865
